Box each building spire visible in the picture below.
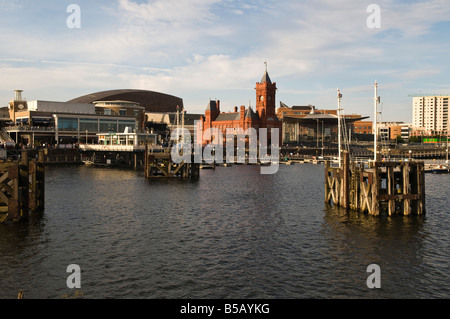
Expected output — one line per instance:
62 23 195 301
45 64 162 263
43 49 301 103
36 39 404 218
260 61 272 84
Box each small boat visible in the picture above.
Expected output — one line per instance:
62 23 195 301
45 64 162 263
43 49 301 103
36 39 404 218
431 164 450 174
200 163 215 169
425 163 449 174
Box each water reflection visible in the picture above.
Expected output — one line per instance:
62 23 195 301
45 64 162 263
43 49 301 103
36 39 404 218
321 204 431 298
0 164 449 298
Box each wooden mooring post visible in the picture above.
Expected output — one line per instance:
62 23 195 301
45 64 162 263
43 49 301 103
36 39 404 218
144 145 199 180
325 151 425 216
0 150 45 223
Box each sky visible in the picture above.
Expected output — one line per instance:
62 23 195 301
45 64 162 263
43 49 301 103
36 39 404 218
1 0 450 123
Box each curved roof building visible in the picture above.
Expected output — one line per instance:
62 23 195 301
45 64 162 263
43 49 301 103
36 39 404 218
68 89 183 113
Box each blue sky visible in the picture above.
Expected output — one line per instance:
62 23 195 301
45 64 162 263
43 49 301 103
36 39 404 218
1 0 450 122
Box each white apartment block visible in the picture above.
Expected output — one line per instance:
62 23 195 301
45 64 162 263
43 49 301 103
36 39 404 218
412 96 449 135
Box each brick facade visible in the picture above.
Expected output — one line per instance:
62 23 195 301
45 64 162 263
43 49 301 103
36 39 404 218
200 68 282 145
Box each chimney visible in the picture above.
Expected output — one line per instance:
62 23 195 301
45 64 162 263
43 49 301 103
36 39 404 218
234 106 238 113
216 100 220 113
240 105 245 119
14 90 23 101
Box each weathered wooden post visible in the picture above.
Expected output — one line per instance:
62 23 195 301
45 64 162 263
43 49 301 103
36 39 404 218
333 169 340 206
403 162 411 215
371 162 380 216
387 164 395 216
342 151 350 209
324 160 330 203
36 150 45 212
144 145 148 178
417 162 425 215
19 150 29 220
29 157 37 212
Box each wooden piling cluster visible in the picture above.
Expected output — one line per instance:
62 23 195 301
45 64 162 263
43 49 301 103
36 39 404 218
144 145 199 180
325 151 425 216
0 150 45 223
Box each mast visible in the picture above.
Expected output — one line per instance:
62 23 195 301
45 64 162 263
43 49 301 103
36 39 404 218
374 81 380 162
446 129 448 164
181 106 185 142
337 89 342 168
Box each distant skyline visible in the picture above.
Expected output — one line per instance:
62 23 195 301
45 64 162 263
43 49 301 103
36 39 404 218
1 0 450 122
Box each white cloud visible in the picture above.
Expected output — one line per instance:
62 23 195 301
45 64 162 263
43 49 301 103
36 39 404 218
0 0 21 11
395 69 442 80
117 0 221 25
1 0 449 122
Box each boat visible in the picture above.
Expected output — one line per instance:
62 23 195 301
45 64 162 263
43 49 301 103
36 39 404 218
431 164 449 174
424 138 449 174
200 163 215 169
425 163 450 174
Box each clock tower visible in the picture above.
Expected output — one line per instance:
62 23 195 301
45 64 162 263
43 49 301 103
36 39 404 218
255 63 276 121
8 90 28 122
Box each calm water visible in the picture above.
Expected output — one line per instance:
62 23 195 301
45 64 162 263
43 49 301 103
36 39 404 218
0 163 449 299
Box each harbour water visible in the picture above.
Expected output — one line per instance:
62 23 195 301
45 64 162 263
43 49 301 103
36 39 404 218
0 163 449 299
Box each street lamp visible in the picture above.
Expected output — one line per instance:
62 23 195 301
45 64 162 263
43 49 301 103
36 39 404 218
409 149 412 161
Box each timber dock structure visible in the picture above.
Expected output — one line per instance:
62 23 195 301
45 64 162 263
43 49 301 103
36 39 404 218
325 83 426 216
0 150 45 223
144 145 200 179
325 151 425 216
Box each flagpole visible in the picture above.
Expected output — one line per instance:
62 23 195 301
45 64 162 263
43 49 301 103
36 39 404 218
374 81 379 162
337 89 342 168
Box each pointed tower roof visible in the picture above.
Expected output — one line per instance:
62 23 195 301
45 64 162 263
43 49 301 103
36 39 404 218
261 71 272 84
206 100 218 111
260 61 272 84
245 107 259 120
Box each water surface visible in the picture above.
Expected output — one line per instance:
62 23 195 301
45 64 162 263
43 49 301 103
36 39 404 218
0 164 449 298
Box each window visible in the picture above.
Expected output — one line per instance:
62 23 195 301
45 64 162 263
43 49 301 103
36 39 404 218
99 120 117 132
119 109 127 116
58 118 78 131
79 119 99 132
118 120 136 133
104 109 112 115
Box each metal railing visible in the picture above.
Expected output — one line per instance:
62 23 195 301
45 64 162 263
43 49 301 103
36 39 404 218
79 144 163 152
5 126 55 132
0 128 14 142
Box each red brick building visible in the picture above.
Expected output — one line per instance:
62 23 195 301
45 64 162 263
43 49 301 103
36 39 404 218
199 67 282 145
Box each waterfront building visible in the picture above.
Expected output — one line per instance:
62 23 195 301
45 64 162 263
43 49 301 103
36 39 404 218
145 110 203 143
352 120 373 135
93 100 145 130
68 89 183 113
277 103 370 144
4 89 183 147
377 122 411 141
412 95 449 136
198 66 282 145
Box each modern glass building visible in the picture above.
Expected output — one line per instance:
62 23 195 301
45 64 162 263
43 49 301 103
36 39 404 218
54 114 137 145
